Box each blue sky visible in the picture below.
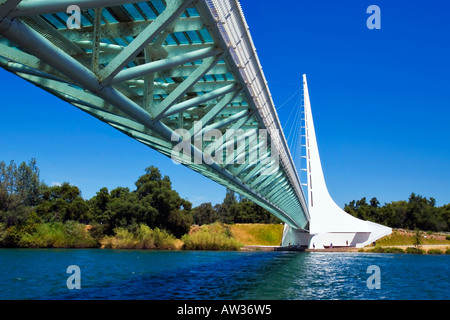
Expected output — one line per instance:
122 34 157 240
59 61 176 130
1 0 449 208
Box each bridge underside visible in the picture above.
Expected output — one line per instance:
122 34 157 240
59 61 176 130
0 0 309 230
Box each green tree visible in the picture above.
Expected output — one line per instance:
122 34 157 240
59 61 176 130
378 200 408 228
0 159 43 228
0 159 42 211
36 182 89 222
88 187 111 224
193 202 218 225
230 199 260 223
15 158 42 206
407 193 440 231
106 187 151 234
0 160 17 212
214 203 233 224
134 166 192 237
440 204 450 232
413 228 422 249
223 188 237 207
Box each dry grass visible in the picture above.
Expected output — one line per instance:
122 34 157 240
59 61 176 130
229 223 284 246
376 229 450 246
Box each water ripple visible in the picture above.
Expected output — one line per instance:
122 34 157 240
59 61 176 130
0 249 448 300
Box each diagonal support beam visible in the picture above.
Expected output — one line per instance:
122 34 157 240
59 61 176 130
158 82 238 121
110 46 222 85
256 171 284 192
258 172 284 194
0 0 22 20
189 89 242 137
267 181 289 199
152 54 225 120
203 111 252 163
200 109 249 137
99 0 194 86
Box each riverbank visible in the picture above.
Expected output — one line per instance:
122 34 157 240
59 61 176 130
242 244 450 254
239 227 450 254
3 221 450 253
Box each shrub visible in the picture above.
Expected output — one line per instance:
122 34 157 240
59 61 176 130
100 235 115 249
445 247 450 254
427 249 443 254
114 228 136 248
366 246 405 253
406 247 425 254
100 224 177 250
182 223 242 251
0 223 10 246
368 246 385 253
19 221 96 248
136 224 177 250
384 247 405 253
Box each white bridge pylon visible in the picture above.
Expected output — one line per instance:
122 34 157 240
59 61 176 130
282 75 392 249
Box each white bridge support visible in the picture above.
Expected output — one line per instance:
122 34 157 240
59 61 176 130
282 75 391 249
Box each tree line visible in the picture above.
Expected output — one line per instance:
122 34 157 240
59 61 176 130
1 158 449 248
344 195 450 232
0 159 279 247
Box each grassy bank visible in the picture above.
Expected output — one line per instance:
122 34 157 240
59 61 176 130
229 223 283 246
100 223 284 250
2 220 282 251
375 229 450 246
359 229 450 254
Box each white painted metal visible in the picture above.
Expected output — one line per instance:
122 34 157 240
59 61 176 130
282 75 392 248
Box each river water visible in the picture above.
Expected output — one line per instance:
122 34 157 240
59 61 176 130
0 249 448 300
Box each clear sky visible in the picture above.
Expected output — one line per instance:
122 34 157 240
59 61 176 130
1 0 449 208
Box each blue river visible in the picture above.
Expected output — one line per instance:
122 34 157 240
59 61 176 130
0 249 448 300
